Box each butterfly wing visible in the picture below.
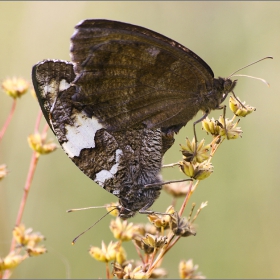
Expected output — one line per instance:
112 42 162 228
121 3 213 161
70 19 214 132
32 60 164 197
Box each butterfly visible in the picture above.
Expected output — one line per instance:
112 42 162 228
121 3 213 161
32 19 237 219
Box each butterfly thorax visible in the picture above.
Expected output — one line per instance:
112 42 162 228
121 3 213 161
200 77 237 113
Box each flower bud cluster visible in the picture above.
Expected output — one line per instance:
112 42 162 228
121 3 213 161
0 224 47 273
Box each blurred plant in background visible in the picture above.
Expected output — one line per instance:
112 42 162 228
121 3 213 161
0 77 53 279
0 76 257 278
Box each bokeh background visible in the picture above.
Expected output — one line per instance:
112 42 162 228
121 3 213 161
0 2 279 278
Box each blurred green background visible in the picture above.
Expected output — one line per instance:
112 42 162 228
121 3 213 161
0 2 279 278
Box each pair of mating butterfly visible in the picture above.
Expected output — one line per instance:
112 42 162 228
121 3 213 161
32 19 270 222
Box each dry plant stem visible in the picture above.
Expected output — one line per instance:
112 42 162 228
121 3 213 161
148 248 157 269
209 136 224 159
0 99 17 142
105 261 111 279
34 110 42 132
133 240 145 264
3 152 39 279
10 152 39 250
178 181 193 217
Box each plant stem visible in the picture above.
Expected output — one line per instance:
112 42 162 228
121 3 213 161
105 261 111 279
0 99 17 142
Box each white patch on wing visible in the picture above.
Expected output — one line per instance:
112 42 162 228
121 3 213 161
59 79 70 91
62 111 103 158
147 47 160 58
43 79 58 98
95 149 123 186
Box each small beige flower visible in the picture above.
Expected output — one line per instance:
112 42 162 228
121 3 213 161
2 77 29 99
229 95 256 117
26 246 47 256
89 241 124 263
179 161 213 180
0 252 26 271
142 234 168 250
110 217 139 241
164 181 190 198
147 205 175 229
180 138 210 163
27 133 57 156
179 259 205 279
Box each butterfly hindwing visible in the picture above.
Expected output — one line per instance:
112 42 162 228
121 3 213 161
32 60 168 198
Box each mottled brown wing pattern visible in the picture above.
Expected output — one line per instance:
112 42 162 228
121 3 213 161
70 19 215 132
32 60 165 201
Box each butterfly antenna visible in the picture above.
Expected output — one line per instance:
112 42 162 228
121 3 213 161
228 56 273 78
230 74 270 87
71 207 118 245
67 205 109 213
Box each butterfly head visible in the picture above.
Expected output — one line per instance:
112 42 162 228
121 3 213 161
117 206 136 220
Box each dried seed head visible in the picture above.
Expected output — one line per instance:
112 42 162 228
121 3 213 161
202 117 221 136
27 133 57 156
180 138 210 163
179 259 205 279
110 217 139 242
13 224 45 247
0 252 26 271
217 116 243 139
142 234 168 250
134 236 154 255
2 77 29 99
26 246 47 256
163 181 190 198
124 264 147 279
169 212 196 237
229 95 256 117
89 241 122 263
149 267 168 279
179 161 213 180
147 205 175 229
112 262 126 279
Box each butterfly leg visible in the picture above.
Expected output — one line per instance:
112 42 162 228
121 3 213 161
138 207 171 217
191 111 209 160
216 105 229 140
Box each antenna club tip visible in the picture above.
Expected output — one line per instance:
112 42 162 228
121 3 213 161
67 209 72 213
71 241 75 245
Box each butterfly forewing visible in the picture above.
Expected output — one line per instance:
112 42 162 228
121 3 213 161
70 19 215 132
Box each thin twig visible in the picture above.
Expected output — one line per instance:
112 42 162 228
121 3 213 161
105 261 111 279
0 99 17 142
